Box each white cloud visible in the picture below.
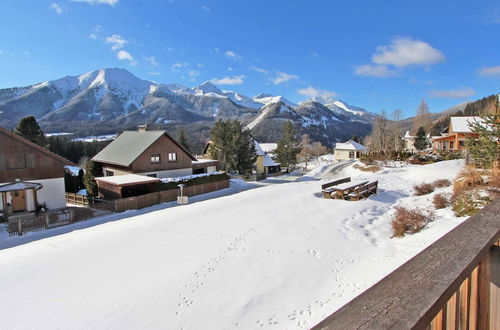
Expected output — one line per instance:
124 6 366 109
50 3 63 15
144 56 159 66
297 86 336 99
117 50 136 65
227 67 233 72
270 71 299 84
89 25 102 39
211 75 245 85
310 51 319 58
478 65 500 76
69 0 118 5
171 62 189 72
429 87 475 99
354 64 398 78
105 34 127 50
148 72 160 76
201 5 210 13
372 37 445 67
225 50 241 61
251 66 269 74
188 70 200 78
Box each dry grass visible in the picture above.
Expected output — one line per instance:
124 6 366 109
433 193 449 209
452 165 484 198
392 206 435 237
353 163 382 172
414 183 435 196
432 179 451 188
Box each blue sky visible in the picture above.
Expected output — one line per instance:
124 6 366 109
0 0 499 117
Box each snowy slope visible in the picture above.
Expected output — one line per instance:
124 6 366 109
0 160 468 329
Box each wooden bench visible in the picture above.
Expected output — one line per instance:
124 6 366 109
348 180 378 201
321 177 351 198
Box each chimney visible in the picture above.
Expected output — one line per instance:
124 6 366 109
138 124 149 132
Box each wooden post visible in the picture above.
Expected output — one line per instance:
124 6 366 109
477 257 491 329
490 246 500 330
17 219 22 236
45 213 50 228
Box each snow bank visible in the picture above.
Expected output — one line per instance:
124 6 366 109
0 160 467 329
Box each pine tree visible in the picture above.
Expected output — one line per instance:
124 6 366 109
208 119 257 174
177 127 190 152
14 116 47 146
83 160 102 197
275 121 302 172
414 127 429 151
467 114 500 169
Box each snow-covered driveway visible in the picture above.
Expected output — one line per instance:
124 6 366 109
0 160 466 329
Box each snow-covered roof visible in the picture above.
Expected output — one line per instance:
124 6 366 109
254 141 265 156
0 181 43 192
263 154 279 167
65 165 83 176
450 116 485 133
258 143 278 153
404 131 413 138
334 140 367 151
95 174 160 186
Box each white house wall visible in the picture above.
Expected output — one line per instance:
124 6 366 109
35 178 66 210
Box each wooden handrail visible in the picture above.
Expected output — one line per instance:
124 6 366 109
312 199 500 330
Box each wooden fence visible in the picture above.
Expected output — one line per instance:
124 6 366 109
65 192 90 205
312 199 500 330
113 179 229 213
8 207 97 236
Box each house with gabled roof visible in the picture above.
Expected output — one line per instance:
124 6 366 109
92 125 197 179
0 127 74 220
334 140 367 160
432 116 483 152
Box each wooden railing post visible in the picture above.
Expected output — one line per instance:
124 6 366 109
477 257 491 329
490 246 500 330
17 219 22 236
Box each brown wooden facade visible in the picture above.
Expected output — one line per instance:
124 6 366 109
0 127 73 183
433 132 479 152
96 133 196 176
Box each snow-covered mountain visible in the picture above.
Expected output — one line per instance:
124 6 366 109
0 68 375 147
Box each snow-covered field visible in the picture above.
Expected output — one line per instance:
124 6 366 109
0 160 466 329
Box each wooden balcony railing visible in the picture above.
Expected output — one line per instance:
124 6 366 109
312 199 500 330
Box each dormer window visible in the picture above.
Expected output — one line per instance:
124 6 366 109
150 154 161 163
168 153 177 162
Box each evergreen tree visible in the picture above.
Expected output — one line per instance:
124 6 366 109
177 127 190 152
414 127 429 151
14 116 47 146
83 160 102 197
208 119 257 174
467 114 500 169
229 121 257 175
275 121 302 172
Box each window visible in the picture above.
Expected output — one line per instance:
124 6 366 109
105 170 114 176
168 153 177 162
150 154 161 163
459 141 465 147
349 151 355 158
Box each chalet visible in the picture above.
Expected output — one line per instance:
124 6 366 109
0 127 73 220
334 141 367 161
432 116 483 152
92 125 199 179
255 142 280 175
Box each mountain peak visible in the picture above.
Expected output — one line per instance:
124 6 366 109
195 81 223 95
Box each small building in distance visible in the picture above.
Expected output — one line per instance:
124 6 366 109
0 127 74 220
334 140 367 161
255 142 280 176
92 125 198 179
432 116 483 152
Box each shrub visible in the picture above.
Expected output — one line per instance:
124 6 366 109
452 166 484 198
353 163 382 172
414 183 435 196
392 207 435 237
433 193 449 209
452 192 490 217
432 179 451 188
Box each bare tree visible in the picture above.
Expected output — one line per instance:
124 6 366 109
392 109 403 152
413 99 432 133
370 110 389 154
